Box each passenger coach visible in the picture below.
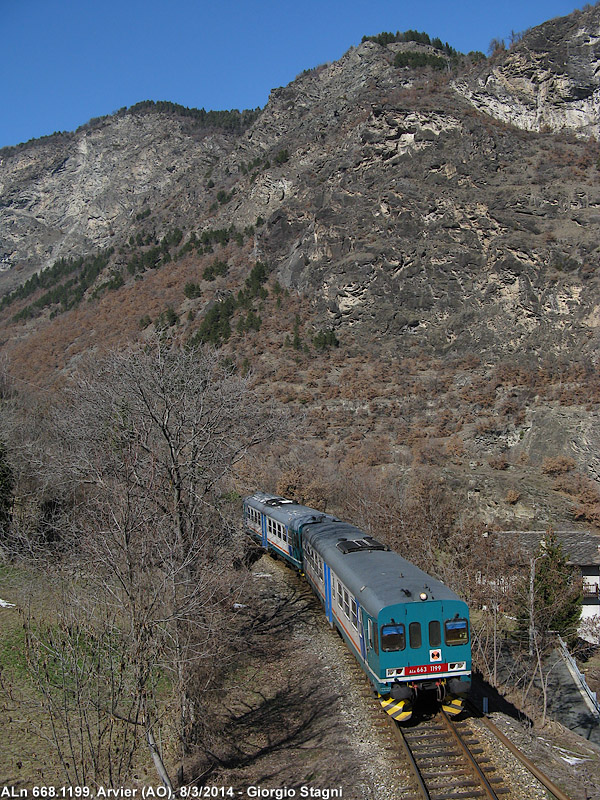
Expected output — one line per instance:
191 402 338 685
243 492 471 721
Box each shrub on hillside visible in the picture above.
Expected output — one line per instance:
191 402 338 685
394 51 448 70
542 456 576 476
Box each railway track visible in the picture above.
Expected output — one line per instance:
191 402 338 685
267 557 578 800
392 710 509 800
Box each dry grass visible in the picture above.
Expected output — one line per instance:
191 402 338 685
0 565 67 786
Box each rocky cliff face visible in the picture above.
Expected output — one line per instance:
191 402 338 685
455 5 600 137
0 113 236 293
226 34 600 364
3 7 600 531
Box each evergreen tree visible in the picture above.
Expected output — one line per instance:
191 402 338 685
518 530 583 646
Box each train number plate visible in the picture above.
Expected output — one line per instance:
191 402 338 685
405 663 448 676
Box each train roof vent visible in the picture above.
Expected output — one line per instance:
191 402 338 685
264 497 294 507
336 537 387 554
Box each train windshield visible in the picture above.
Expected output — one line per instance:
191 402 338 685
381 624 406 651
445 618 469 645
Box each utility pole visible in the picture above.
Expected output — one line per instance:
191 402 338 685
493 600 498 686
529 556 536 657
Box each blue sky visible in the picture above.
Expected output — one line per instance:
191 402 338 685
1 0 586 149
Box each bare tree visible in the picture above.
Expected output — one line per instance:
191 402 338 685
17 337 284 786
23 587 148 787
0 381 75 559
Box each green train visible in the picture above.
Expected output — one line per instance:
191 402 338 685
243 492 471 721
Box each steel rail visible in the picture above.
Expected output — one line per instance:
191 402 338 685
476 712 575 800
390 720 431 800
389 711 507 800
439 710 500 800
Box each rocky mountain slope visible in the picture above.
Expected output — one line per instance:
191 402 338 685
0 108 250 293
455 6 600 137
2 6 600 532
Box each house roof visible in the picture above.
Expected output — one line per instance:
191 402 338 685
503 530 600 567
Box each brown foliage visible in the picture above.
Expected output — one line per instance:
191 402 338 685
552 470 600 526
542 455 576 476
276 468 329 511
445 435 466 461
505 489 521 505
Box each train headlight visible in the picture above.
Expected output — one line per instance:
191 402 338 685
419 592 428 601
449 661 466 671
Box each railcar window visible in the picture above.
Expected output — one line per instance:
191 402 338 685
305 543 314 570
381 624 405 651
409 622 422 649
343 589 350 619
367 618 379 653
429 620 441 647
351 599 358 630
337 581 343 607
445 618 469 645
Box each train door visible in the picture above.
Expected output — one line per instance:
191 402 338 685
404 603 446 673
323 563 333 625
363 609 379 677
357 603 366 660
261 513 267 547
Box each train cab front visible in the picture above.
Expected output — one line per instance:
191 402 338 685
376 605 471 721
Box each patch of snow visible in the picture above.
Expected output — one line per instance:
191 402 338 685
560 755 585 765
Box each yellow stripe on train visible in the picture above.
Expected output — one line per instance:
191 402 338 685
442 695 464 715
379 696 413 721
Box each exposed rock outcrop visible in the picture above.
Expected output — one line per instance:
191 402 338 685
455 5 600 137
0 113 236 292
